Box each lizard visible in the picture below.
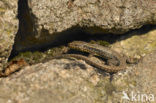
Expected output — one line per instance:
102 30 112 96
0 41 135 77
54 41 135 73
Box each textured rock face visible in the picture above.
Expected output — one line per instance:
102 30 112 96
14 0 156 51
0 50 155 103
29 0 156 34
0 1 155 102
0 29 154 103
0 0 18 70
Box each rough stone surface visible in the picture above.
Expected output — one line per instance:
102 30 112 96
0 49 155 103
0 28 156 103
0 1 156 102
0 0 18 70
29 0 156 34
14 0 156 52
111 27 156 58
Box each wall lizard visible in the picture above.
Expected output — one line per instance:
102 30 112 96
0 41 133 77
54 41 130 73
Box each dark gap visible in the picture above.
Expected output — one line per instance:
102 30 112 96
9 24 156 61
9 0 34 60
118 24 156 40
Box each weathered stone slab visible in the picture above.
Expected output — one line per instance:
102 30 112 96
14 0 156 51
0 0 18 70
29 0 156 35
0 49 155 103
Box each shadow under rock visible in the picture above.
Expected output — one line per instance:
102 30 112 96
9 0 156 60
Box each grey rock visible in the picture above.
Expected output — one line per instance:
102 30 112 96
0 0 18 70
29 0 156 34
0 50 155 103
14 0 156 51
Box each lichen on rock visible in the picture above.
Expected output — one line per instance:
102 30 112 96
0 0 18 70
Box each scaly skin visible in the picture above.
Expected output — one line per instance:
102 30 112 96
54 54 126 73
0 41 131 77
54 41 128 73
68 41 126 64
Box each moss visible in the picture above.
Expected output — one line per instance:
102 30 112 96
11 46 67 65
19 51 32 58
11 51 45 64
0 8 5 12
90 40 110 47
97 40 110 47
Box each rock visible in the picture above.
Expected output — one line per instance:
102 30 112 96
0 1 155 102
29 0 156 34
13 0 156 51
0 50 155 103
0 0 156 69
111 28 156 58
0 0 18 70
